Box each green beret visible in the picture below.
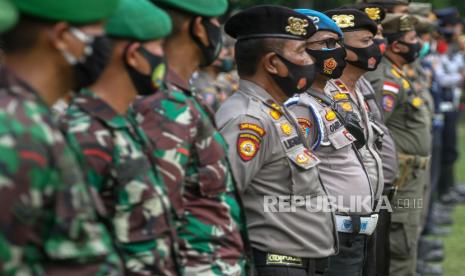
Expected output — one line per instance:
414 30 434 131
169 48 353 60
382 13 417 34
106 0 171 41
152 0 227 17
409 2 432 17
10 0 119 24
0 0 18 33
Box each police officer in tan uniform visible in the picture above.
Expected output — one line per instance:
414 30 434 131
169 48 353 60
216 5 338 276
286 9 375 276
364 14 431 276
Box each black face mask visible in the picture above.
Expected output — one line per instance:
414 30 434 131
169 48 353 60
374 38 387 55
397 40 421 64
271 53 315 98
345 42 383 71
190 17 223 67
306 47 347 79
63 28 113 90
124 44 167 96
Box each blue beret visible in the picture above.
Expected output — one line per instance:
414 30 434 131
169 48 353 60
295 9 343 38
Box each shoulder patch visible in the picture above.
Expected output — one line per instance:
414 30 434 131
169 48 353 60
383 81 400 94
237 133 261 162
382 94 395 112
239 123 266 137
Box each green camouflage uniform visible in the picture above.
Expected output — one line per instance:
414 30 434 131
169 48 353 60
134 72 248 276
365 57 431 276
60 89 177 275
0 68 123 275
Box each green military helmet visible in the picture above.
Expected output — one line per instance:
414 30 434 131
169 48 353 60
152 0 228 17
0 0 18 33
382 13 417 35
106 0 172 41
10 0 119 24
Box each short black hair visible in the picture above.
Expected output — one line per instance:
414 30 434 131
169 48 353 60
1 15 55 54
235 38 284 77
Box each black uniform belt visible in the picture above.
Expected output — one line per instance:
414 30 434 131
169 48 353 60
252 248 328 273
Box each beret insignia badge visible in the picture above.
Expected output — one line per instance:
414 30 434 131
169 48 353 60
285 17 309 36
331 14 355 28
364 8 381 21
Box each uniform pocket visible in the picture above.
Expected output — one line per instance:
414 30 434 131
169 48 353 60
113 157 168 243
390 212 415 258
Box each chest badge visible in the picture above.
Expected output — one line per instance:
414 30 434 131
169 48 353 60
325 110 337 121
412 96 423 108
340 102 353 112
281 123 293 136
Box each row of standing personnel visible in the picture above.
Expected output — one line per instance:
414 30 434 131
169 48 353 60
0 0 463 275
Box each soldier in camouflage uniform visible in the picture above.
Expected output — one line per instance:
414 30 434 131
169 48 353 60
364 14 431 276
134 0 248 275
59 0 179 275
0 0 123 274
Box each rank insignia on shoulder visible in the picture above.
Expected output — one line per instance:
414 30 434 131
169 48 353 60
383 81 400 94
270 109 282 120
334 80 348 92
411 96 423 108
239 123 266 137
402 79 411 90
382 94 395 112
325 110 337 121
333 93 349 101
340 102 353 112
280 123 293 136
297 118 312 137
237 133 260 162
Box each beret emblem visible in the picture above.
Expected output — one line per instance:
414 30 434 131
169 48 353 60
285 17 309 36
364 8 381 21
331 14 355 28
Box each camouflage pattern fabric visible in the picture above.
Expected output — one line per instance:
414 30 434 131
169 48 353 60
60 89 177 275
0 68 123 275
134 80 248 276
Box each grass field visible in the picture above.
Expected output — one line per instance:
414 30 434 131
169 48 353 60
443 118 465 275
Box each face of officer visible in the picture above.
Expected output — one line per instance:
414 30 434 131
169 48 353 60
306 30 347 80
391 30 421 64
263 39 316 98
122 39 167 96
344 29 383 71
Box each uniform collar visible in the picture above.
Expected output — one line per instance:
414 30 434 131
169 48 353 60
166 67 190 92
0 66 53 110
72 89 131 129
384 56 406 77
238 79 281 109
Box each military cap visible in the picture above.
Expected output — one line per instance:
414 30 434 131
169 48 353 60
412 15 436 34
106 0 171 41
10 0 119 24
295 9 343 38
382 13 417 34
435 7 461 26
152 0 227 17
0 0 18 33
340 3 386 24
408 2 432 17
225 5 317 41
324 8 378 35
363 0 410 5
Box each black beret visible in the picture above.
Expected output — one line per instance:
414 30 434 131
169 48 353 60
325 8 378 35
225 5 317 41
339 3 386 24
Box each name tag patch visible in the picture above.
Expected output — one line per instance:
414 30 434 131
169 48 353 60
266 253 304 267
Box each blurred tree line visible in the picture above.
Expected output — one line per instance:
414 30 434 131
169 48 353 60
228 0 465 15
